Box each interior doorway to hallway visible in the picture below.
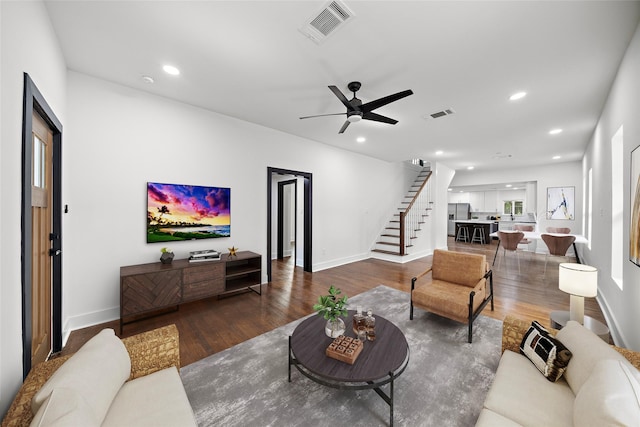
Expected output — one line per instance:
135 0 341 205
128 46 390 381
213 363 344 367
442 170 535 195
266 167 312 281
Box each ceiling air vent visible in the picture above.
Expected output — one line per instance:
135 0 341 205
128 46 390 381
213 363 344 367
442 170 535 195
299 1 355 44
424 108 456 120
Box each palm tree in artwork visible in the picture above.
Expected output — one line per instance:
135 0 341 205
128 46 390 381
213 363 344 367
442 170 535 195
157 205 170 225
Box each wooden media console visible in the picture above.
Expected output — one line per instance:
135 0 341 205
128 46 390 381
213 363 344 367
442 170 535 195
120 251 262 331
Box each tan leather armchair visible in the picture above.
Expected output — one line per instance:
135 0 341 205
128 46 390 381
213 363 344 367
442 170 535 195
410 249 494 343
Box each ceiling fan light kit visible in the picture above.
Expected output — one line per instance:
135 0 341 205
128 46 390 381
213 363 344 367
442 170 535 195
300 81 413 134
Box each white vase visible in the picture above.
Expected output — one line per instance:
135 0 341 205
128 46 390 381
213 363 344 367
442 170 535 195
325 318 346 338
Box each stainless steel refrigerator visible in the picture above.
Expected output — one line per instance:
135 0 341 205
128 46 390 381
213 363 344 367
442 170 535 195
448 203 471 236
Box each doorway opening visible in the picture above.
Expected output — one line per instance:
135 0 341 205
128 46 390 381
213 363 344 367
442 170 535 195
267 168 312 281
21 73 63 378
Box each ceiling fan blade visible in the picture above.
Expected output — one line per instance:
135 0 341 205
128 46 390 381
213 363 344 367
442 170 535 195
328 86 354 110
363 111 398 125
338 120 351 134
299 112 346 120
360 89 413 113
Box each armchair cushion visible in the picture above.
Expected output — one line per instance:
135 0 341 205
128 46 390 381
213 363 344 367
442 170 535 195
412 279 486 323
431 249 487 287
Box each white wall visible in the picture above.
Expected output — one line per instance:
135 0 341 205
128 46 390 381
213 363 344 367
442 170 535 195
582 21 640 350
0 0 68 416
451 162 582 235
62 71 413 332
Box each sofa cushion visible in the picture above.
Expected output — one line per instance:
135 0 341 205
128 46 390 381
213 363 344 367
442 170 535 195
30 387 98 427
475 408 523 426
520 321 572 382
556 320 627 395
482 350 574 427
101 367 197 427
573 359 640 427
32 329 131 424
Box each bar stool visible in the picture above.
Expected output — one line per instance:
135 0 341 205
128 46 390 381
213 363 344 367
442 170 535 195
471 226 486 244
456 225 470 242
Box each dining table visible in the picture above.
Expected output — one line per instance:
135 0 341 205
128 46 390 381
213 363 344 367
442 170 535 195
489 231 588 265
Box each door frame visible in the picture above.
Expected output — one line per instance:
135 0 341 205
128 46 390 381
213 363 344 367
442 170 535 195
277 179 297 259
21 73 63 378
267 167 312 281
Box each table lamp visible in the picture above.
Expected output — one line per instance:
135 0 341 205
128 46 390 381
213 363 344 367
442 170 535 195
558 263 598 325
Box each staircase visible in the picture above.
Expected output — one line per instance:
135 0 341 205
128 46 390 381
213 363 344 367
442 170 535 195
372 167 433 256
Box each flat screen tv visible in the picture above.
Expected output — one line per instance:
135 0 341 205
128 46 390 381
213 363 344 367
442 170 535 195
147 182 230 243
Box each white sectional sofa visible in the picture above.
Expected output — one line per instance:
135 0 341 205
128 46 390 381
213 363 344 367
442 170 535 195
1 325 196 427
476 315 640 427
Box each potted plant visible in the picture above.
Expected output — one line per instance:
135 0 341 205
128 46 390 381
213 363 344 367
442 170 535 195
160 247 174 264
313 285 348 338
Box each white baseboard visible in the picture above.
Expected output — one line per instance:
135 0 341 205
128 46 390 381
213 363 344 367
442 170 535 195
312 252 370 272
62 307 119 347
596 291 626 348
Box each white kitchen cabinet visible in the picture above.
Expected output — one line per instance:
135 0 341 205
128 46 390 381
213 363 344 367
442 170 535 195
448 192 469 203
469 192 485 212
484 191 498 212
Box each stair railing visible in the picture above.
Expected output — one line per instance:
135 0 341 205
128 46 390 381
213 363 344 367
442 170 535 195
399 170 433 255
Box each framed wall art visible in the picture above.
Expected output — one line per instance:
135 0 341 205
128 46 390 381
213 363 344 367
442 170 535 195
630 145 640 266
546 186 575 220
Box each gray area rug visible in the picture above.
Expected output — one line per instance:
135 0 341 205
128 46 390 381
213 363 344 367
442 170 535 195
181 285 502 426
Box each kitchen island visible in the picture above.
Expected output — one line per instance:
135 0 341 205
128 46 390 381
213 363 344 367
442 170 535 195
454 220 499 244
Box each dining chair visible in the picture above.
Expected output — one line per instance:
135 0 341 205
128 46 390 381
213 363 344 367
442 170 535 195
540 233 576 276
546 227 571 234
513 224 534 252
497 231 524 273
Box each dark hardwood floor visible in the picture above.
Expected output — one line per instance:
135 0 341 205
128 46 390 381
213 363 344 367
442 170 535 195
61 237 606 366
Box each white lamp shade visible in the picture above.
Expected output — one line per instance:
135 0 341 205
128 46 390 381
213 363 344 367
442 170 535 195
559 263 598 297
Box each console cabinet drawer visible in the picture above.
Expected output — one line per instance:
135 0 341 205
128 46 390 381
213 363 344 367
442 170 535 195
183 262 224 284
182 277 225 301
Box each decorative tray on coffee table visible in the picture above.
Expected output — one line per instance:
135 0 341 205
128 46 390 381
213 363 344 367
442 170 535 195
326 335 363 365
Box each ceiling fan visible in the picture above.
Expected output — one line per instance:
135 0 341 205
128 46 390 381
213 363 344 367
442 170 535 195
300 81 413 134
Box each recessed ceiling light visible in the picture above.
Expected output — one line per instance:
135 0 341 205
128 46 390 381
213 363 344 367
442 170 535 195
552 155 562 160
356 137 366 143
435 150 443 155
467 166 474 170
505 184 512 188
163 65 180 76
447 188 452 192
141 75 154 84
549 128 563 135
509 91 527 101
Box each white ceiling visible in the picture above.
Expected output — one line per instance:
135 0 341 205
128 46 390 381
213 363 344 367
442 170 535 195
44 1 640 172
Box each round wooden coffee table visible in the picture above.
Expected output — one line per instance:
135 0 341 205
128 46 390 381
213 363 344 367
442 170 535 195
288 310 409 426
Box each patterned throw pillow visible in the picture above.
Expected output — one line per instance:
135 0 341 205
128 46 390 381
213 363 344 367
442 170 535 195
520 321 573 382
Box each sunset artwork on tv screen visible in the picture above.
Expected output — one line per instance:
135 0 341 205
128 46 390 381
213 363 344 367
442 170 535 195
147 182 230 243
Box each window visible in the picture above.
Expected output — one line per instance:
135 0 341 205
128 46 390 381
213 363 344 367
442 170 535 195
503 200 524 215
612 126 623 289
588 168 593 250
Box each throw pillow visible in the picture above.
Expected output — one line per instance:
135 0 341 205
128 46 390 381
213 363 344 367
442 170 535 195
573 359 640 427
520 321 572 382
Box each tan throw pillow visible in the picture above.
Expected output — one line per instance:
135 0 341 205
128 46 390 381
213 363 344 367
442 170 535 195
574 359 640 426
32 329 131 424
520 321 572 382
